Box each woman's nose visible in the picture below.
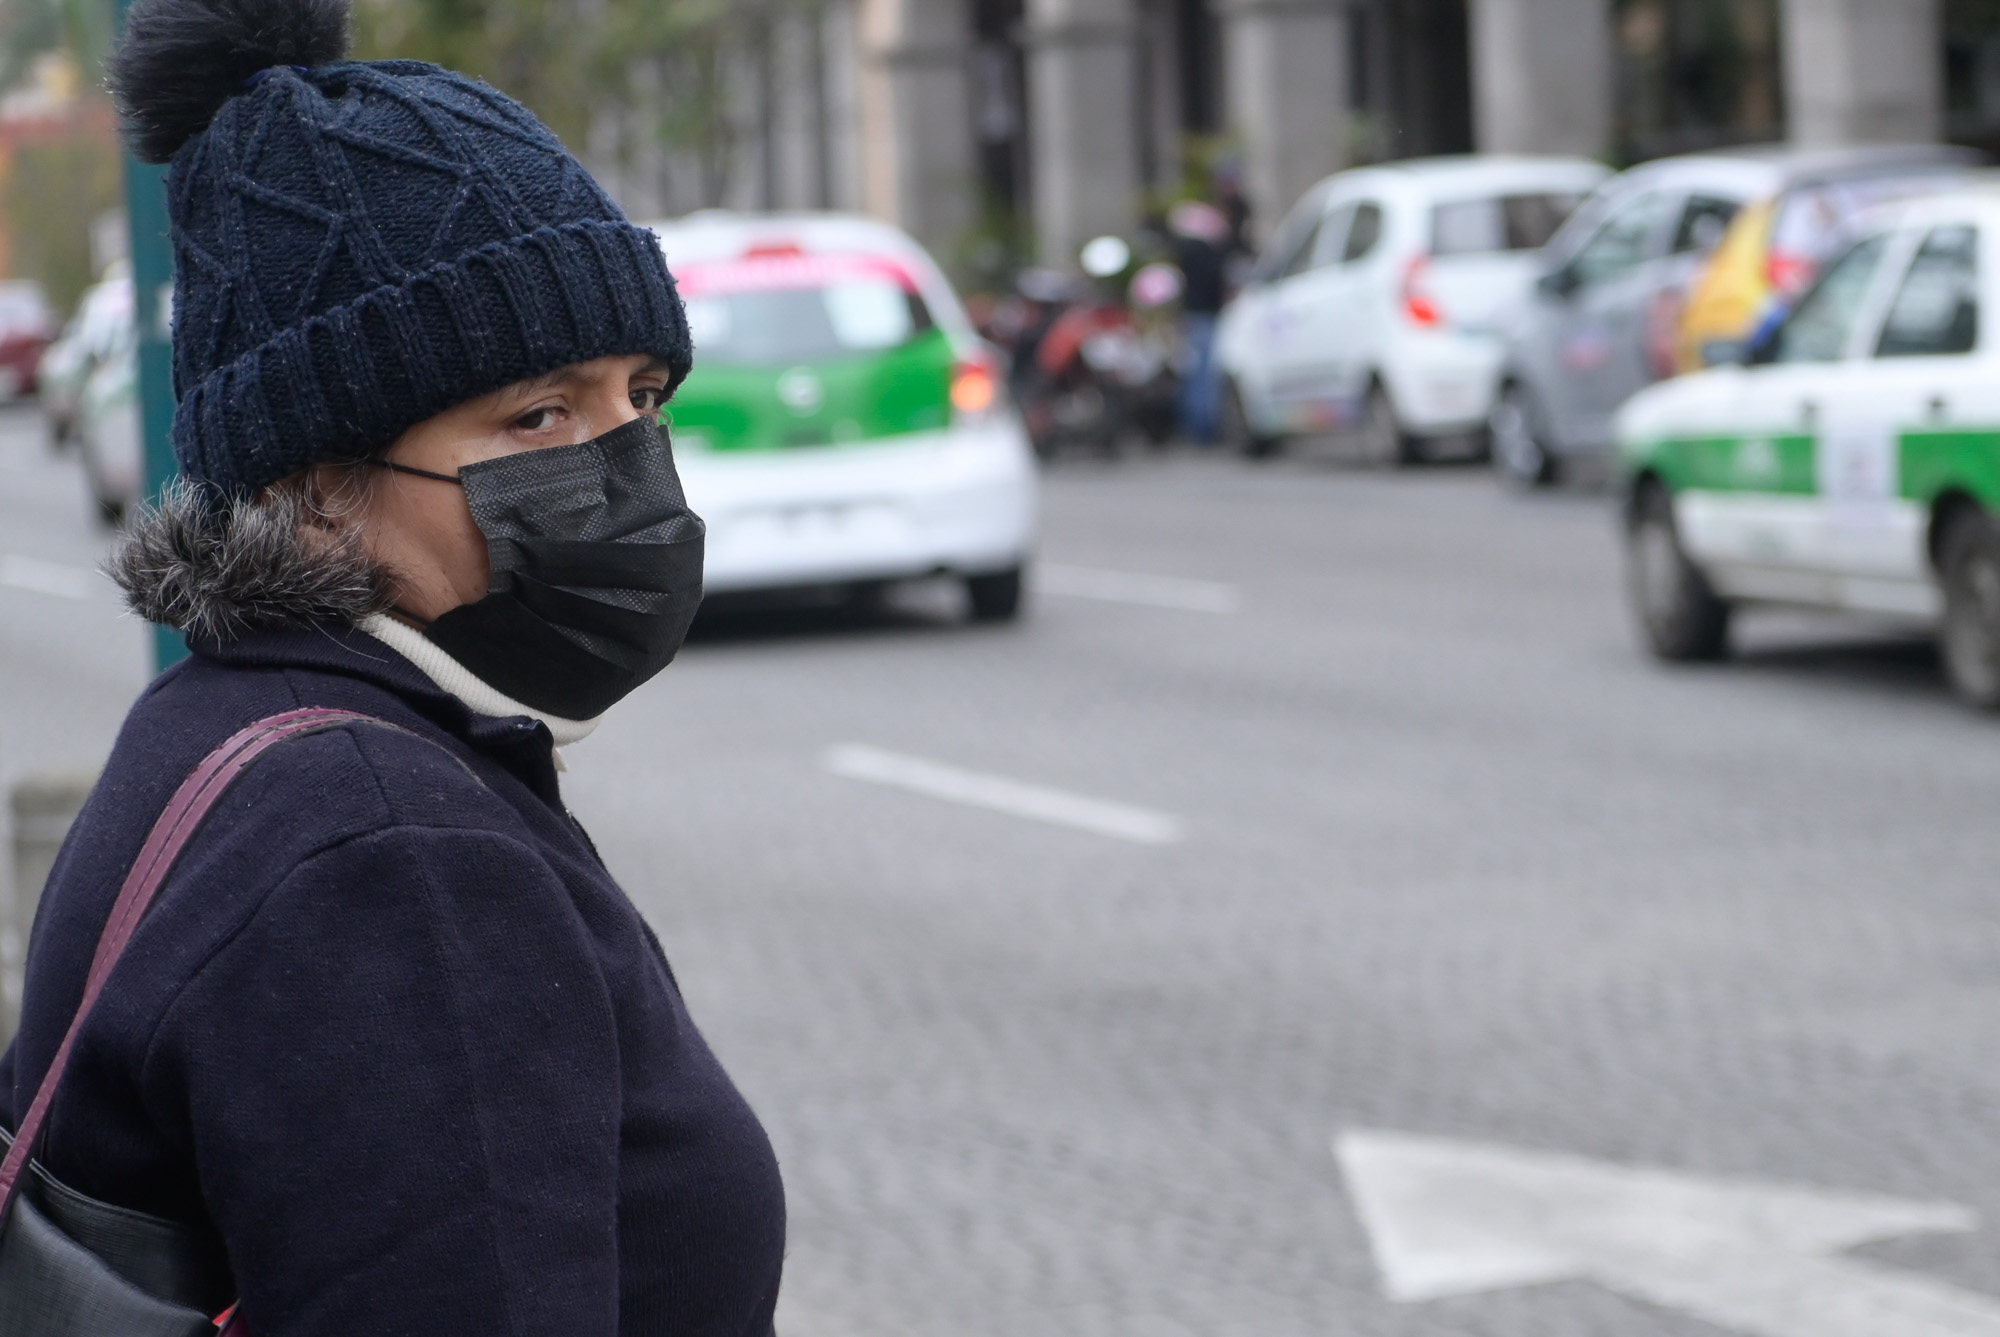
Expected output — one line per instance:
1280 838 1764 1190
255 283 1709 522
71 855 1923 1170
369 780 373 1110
578 383 645 443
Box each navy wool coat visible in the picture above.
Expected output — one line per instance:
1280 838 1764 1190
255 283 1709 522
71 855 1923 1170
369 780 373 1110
0 625 785 1336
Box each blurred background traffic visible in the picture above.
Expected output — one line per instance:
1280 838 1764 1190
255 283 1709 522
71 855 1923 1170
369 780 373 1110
8 3 2000 1335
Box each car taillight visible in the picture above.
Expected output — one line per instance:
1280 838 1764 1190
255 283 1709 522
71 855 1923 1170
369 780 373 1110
952 354 1001 418
1401 254 1444 328
1765 249 1813 297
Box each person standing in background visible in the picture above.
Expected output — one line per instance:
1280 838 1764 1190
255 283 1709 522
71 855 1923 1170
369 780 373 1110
1168 199 1233 446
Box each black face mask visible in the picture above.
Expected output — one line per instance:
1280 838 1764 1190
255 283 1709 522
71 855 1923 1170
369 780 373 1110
386 416 705 719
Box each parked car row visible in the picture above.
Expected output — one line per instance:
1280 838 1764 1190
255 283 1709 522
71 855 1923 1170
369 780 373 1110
1507 144 1976 484
1219 143 1982 488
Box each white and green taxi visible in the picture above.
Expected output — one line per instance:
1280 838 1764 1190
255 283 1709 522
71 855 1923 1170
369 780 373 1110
1618 186 2000 707
647 212 1036 620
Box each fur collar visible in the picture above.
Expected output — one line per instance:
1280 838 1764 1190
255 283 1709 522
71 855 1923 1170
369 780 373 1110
108 478 389 641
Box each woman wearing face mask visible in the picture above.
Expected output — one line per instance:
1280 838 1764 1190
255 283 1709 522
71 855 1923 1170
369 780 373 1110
0 1 783 1334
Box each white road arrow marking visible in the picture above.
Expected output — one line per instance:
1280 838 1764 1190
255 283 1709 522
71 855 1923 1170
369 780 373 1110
823 744 1182 844
1337 1129 1994 1337
1035 563 1240 614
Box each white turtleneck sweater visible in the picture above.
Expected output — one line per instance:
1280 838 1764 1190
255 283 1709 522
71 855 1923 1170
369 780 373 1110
359 613 602 750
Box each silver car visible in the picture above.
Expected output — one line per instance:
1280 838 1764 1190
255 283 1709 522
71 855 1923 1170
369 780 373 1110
1493 144 1979 486
39 267 133 450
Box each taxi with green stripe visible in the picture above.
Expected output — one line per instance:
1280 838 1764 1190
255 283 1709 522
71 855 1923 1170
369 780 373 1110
647 213 1036 620
1616 185 2000 707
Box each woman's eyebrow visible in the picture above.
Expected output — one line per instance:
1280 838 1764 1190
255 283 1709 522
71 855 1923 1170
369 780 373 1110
509 358 673 399
502 367 572 402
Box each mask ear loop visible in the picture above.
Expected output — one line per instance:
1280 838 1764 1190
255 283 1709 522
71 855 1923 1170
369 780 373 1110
374 460 464 485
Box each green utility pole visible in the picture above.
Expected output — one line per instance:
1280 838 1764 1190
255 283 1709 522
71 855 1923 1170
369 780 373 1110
113 0 186 671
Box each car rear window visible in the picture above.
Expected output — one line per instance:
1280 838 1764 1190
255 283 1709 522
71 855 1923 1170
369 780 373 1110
677 255 937 365
1430 192 1586 256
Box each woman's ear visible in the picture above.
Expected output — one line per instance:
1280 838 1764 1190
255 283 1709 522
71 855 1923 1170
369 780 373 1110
298 461 374 530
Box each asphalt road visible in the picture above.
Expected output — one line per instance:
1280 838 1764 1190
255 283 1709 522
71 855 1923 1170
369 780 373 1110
3 404 1999 1336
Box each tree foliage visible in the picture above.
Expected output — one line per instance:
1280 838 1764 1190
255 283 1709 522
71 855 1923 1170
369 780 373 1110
6 128 122 314
0 4 120 310
351 0 815 205
1 0 114 94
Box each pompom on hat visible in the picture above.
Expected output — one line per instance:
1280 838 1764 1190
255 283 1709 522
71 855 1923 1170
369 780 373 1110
107 0 690 499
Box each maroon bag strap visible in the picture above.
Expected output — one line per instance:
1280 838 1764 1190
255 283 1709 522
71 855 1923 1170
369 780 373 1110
0 707 378 1222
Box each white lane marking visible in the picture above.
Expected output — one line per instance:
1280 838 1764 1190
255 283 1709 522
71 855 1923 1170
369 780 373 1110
1035 563 1240 614
823 744 1183 845
1338 1128 1994 1337
0 554 99 600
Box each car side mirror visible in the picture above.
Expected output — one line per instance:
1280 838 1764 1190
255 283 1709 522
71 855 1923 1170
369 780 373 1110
1537 267 1579 301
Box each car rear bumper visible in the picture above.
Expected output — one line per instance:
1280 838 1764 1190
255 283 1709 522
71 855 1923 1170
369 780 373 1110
1382 332 1506 435
677 415 1038 593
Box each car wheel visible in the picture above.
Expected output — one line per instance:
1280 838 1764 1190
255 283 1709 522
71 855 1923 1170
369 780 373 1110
1627 483 1729 661
1355 382 1417 467
966 566 1025 623
1939 508 2000 709
845 580 894 618
78 440 124 531
1222 379 1281 460
1490 382 1557 488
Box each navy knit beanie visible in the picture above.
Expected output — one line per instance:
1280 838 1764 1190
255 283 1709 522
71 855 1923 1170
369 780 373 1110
107 0 690 500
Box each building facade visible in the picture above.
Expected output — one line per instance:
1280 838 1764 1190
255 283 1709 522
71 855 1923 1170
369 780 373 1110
602 0 2000 278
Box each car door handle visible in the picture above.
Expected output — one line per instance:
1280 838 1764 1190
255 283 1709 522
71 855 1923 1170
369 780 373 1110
1927 394 1950 423
1799 401 1819 429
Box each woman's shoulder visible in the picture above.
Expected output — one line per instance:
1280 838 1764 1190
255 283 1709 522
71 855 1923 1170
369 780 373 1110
110 653 548 868
19 658 586 1100
238 712 526 840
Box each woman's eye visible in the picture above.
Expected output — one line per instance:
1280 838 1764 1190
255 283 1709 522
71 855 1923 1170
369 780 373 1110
515 406 560 431
631 386 667 413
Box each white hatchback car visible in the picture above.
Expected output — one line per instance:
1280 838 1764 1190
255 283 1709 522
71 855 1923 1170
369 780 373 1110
647 212 1038 619
1218 155 1610 462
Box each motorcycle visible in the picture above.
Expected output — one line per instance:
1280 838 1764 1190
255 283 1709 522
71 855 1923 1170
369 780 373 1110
1009 237 1179 459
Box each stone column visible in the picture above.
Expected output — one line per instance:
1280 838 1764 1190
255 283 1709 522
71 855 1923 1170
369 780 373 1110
1780 0 1942 146
1217 0 1349 238
1024 0 1141 266
1467 0 1612 157
821 0 868 213
768 10 822 210
857 0 979 255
